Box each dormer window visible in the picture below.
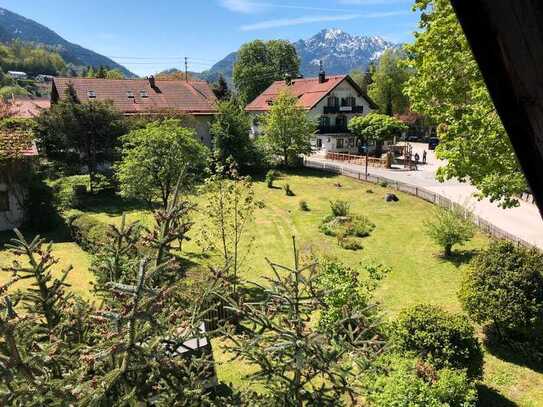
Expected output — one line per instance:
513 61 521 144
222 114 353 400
127 91 134 99
87 90 96 99
266 99 274 106
140 90 148 98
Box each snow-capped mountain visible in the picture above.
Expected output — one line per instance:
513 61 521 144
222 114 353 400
200 28 398 82
295 28 397 76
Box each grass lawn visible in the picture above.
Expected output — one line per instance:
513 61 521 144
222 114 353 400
0 169 541 405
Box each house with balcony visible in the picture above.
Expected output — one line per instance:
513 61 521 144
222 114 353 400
245 70 378 154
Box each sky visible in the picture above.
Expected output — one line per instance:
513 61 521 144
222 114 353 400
1 0 419 76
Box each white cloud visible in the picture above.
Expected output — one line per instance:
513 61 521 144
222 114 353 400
240 10 408 31
220 0 265 13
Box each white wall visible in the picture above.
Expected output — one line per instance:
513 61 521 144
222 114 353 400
191 115 213 147
0 183 25 232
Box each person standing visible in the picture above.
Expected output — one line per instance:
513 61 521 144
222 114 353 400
422 150 427 164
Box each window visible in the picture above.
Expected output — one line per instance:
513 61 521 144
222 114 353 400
87 90 96 99
127 91 134 99
327 96 339 107
336 138 344 149
140 90 148 98
348 138 355 147
0 191 9 212
336 115 347 129
319 116 330 128
316 138 322 148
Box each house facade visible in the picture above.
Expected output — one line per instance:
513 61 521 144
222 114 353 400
0 129 38 231
245 71 377 154
51 76 218 145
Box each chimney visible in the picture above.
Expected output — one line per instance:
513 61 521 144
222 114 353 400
148 75 156 88
318 60 326 83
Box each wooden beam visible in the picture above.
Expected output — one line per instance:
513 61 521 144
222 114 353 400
450 0 543 217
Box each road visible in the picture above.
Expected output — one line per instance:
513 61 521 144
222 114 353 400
310 143 543 249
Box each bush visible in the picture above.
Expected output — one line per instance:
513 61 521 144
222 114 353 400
379 181 388 188
459 240 543 337
316 259 388 336
364 355 478 407
23 178 59 232
265 169 278 188
391 304 483 378
298 200 309 211
329 200 349 217
50 175 90 209
366 189 374 194
68 213 109 253
320 214 375 238
337 234 362 251
283 183 294 196
424 206 475 256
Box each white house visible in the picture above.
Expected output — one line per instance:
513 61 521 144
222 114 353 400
7 71 27 80
245 71 378 154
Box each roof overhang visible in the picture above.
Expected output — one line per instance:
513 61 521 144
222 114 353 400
451 0 543 217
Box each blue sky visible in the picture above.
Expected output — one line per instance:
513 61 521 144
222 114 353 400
2 0 419 76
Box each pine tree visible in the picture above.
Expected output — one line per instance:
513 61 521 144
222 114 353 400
212 75 230 100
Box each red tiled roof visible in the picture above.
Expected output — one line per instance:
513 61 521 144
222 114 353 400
245 74 377 112
9 96 50 118
52 77 217 115
0 130 38 158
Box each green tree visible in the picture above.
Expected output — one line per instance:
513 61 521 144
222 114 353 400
212 74 231 100
223 239 383 406
368 49 410 115
348 112 407 155
36 85 126 192
233 40 300 103
210 99 253 168
459 241 543 338
200 167 255 298
116 119 208 208
423 206 475 256
349 65 375 94
105 69 124 79
261 89 314 166
405 0 526 208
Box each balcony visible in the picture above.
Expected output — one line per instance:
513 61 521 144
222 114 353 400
323 105 364 114
318 125 350 134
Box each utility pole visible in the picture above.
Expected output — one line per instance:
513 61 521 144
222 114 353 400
184 57 188 82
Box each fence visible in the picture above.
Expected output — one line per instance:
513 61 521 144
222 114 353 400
304 157 538 250
324 152 388 168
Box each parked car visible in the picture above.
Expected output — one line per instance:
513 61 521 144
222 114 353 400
428 137 439 150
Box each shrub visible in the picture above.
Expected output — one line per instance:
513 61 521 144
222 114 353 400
424 206 475 256
366 189 374 194
283 183 294 196
364 355 477 407
265 169 278 188
391 304 483 378
50 175 90 209
298 200 309 211
320 215 375 238
69 213 109 253
459 240 543 337
316 259 388 335
329 200 349 217
255 200 266 209
379 181 388 188
337 234 362 251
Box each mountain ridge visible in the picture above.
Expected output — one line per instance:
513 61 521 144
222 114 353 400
199 28 398 83
0 7 135 77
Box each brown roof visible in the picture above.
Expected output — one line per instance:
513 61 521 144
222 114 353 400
52 77 217 115
245 74 378 112
0 129 38 158
9 96 50 118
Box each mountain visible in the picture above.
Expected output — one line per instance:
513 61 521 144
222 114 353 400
0 7 135 77
199 28 398 83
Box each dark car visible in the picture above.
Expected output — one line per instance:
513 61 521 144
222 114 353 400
428 137 439 150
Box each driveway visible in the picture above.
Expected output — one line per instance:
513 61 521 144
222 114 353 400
310 143 543 249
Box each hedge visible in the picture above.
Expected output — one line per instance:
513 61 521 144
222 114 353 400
68 213 109 253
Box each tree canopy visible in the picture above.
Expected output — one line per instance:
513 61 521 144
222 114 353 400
348 112 407 144
116 119 209 207
404 0 526 208
261 89 314 166
368 49 410 115
0 40 65 76
233 40 300 104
